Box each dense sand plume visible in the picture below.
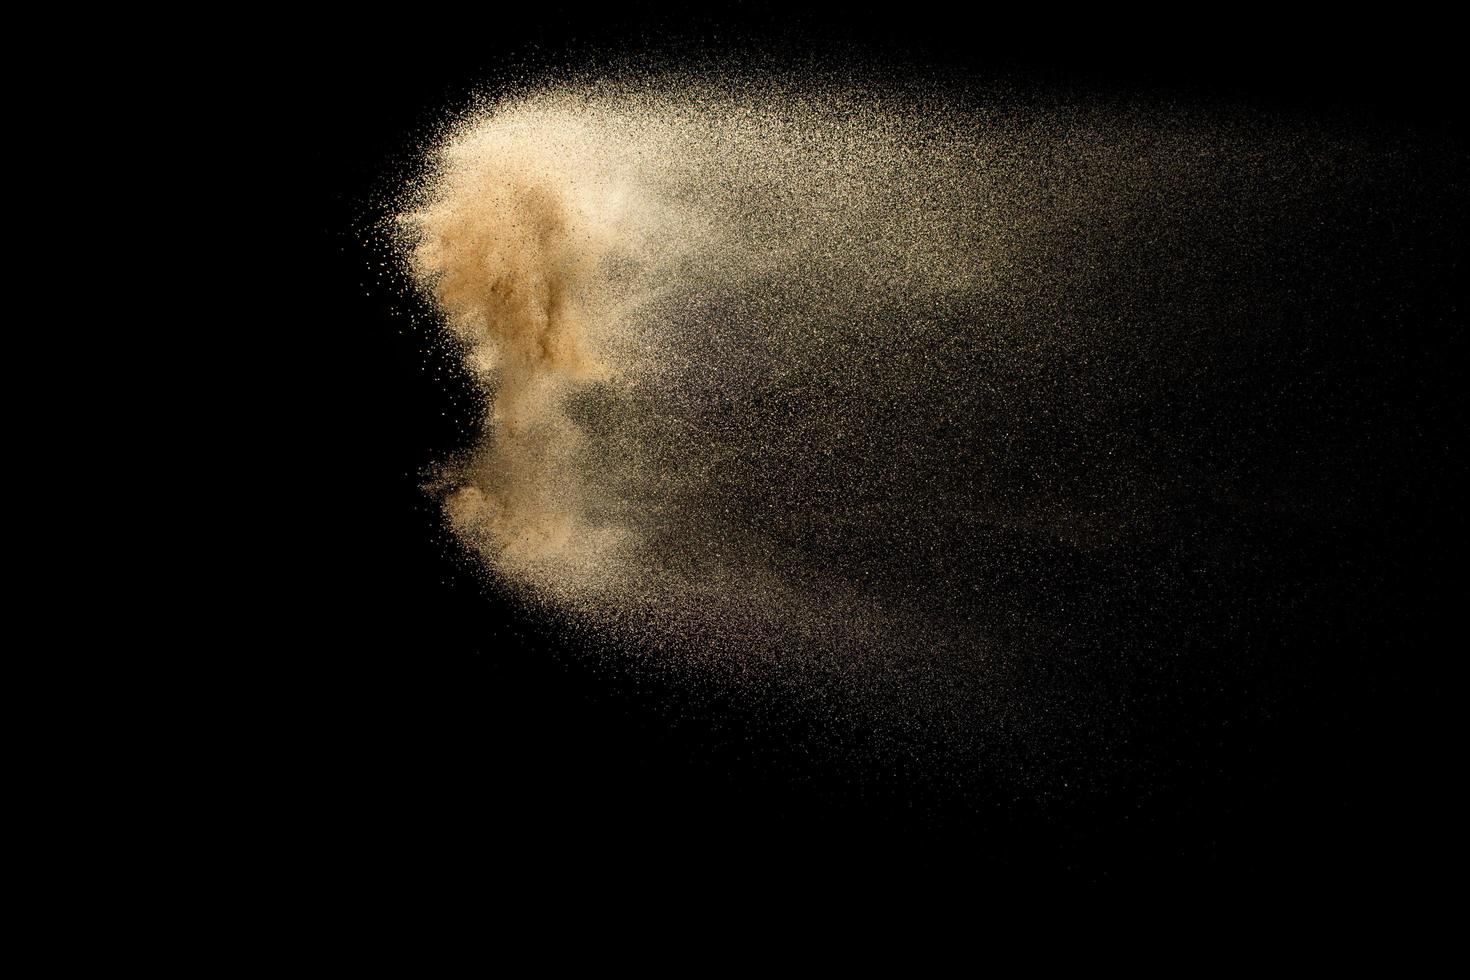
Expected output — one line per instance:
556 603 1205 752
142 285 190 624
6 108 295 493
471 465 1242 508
390 76 1404 775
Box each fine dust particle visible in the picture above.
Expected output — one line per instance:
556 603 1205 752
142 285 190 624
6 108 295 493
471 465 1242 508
388 74 1376 780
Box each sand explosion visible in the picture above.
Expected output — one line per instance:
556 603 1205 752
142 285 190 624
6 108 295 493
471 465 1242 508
392 78 1379 767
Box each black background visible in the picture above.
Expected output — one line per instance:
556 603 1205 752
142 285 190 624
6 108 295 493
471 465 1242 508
294 4 1463 889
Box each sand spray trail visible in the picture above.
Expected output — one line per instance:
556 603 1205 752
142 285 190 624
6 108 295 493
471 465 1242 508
390 79 1376 767
397 87 992 640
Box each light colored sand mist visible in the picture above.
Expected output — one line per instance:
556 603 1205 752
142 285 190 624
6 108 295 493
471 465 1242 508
395 85 996 650
392 80 1363 742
